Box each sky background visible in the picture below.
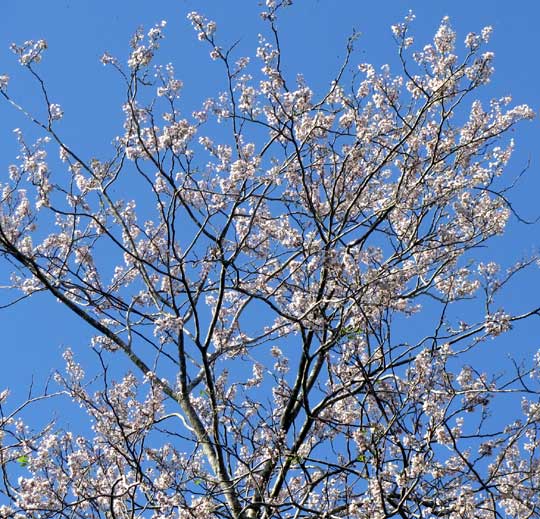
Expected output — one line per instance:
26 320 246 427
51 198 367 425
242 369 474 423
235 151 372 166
0 0 539 420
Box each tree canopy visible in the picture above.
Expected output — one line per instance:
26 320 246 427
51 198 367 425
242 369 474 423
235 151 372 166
0 3 539 518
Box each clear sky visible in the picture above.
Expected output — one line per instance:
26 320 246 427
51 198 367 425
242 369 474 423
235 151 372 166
1 1 539 412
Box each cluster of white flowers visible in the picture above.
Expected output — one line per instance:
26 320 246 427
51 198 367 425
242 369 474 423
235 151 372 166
49 103 63 120
153 313 184 343
0 74 9 90
127 21 166 69
484 309 512 336
10 39 47 65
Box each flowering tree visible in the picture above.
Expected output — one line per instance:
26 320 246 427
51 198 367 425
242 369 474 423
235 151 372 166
1 3 540 518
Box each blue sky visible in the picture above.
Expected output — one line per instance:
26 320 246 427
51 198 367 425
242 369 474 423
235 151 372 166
1 0 539 410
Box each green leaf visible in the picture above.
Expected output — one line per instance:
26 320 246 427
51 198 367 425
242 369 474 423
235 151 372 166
357 454 365 462
194 478 201 485
290 455 304 466
339 326 363 339
17 455 29 467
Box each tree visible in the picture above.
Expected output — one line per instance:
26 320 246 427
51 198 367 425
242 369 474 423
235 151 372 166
0 2 539 517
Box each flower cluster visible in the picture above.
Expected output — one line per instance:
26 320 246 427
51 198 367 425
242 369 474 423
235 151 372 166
484 309 512 336
10 39 47 66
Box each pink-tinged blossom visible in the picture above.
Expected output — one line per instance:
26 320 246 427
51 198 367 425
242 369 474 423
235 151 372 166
10 39 47 65
100 51 117 65
48 103 63 120
484 310 512 336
